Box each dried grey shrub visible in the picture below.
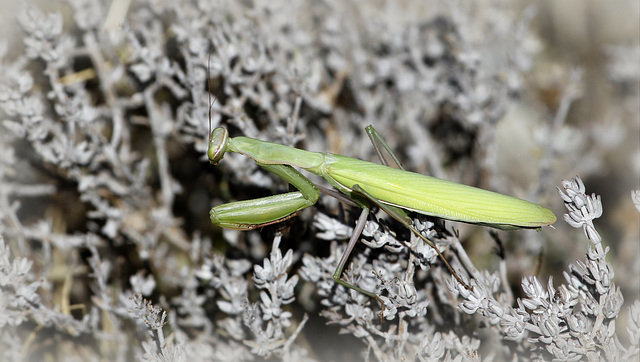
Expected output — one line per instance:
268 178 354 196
0 1 637 361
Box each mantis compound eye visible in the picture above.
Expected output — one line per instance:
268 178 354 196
208 127 229 164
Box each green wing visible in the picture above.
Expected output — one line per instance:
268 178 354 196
322 154 556 229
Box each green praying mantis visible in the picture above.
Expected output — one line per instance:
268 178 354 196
207 124 556 299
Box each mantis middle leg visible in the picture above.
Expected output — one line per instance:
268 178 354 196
351 184 471 290
329 125 470 300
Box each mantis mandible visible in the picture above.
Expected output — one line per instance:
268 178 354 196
207 125 556 299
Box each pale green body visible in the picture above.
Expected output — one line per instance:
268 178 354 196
211 132 556 230
208 126 555 298
315 154 553 229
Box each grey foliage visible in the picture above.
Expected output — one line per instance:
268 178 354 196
0 0 637 361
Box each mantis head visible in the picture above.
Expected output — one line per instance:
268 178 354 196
208 127 229 164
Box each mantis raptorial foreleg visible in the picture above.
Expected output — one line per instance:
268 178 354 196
210 163 319 230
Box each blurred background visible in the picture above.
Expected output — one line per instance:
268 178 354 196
0 0 637 360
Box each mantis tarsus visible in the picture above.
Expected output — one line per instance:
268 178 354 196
207 125 556 300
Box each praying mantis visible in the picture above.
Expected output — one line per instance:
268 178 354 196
207 125 556 299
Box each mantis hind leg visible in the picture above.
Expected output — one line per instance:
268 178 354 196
329 126 470 303
210 163 319 230
365 125 405 170
326 126 404 304
328 183 471 304
363 126 471 289
350 184 471 290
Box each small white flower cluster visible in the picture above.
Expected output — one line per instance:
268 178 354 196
193 236 307 360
